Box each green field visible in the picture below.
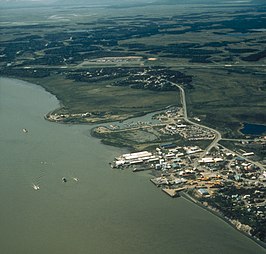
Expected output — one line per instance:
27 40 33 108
0 2 265 135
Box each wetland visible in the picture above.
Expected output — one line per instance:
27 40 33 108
1 2 265 137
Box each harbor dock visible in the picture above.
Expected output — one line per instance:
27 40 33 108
162 187 186 198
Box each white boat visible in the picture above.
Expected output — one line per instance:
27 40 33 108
73 177 79 182
32 184 40 190
22 128 28 133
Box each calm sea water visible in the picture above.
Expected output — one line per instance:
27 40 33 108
0 77 265 254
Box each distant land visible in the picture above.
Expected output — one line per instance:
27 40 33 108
1 0 264 8
1 0 265 132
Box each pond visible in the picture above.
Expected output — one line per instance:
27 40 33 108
241 122 266 135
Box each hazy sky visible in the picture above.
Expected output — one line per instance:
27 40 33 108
0 0 154 5
0 0 255 2
0 0 257 6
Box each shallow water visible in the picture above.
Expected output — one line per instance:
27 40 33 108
0 77 264 254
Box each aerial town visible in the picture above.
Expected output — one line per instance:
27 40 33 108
110 125 266 242
1 1 266 253
104 85 266 243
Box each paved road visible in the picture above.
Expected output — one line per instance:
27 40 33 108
222 138 266 142
22 63 266 70
171 82 265 170
171 82 222 157
219 144 265 171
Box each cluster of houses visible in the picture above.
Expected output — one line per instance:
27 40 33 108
160 122 215 140
154 108 215 140
111 142 265 200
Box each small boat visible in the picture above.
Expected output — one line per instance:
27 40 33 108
32 184 40 190
73 177 79 182
62 177 67 183
133 167 147 172
22 128 28 133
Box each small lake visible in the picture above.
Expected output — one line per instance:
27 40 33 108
241 123 266 135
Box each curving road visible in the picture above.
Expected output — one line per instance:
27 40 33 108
171 82 265 170
171 82 222 157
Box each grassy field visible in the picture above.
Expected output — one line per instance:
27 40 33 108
0 2 265 134
24 74 179 122
184 67 266 135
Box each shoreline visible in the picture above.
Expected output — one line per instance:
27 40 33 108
3 75 265 130
44 106 171 126
2 76 265 249
180 191 266 250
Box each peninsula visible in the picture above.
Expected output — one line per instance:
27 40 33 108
97 81 266 245
0 0 265 248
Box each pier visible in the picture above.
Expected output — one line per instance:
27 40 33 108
162 187 186 198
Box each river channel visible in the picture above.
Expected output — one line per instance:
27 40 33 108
0 77 265 254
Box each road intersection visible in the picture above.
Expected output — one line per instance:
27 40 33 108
171 82 265 170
